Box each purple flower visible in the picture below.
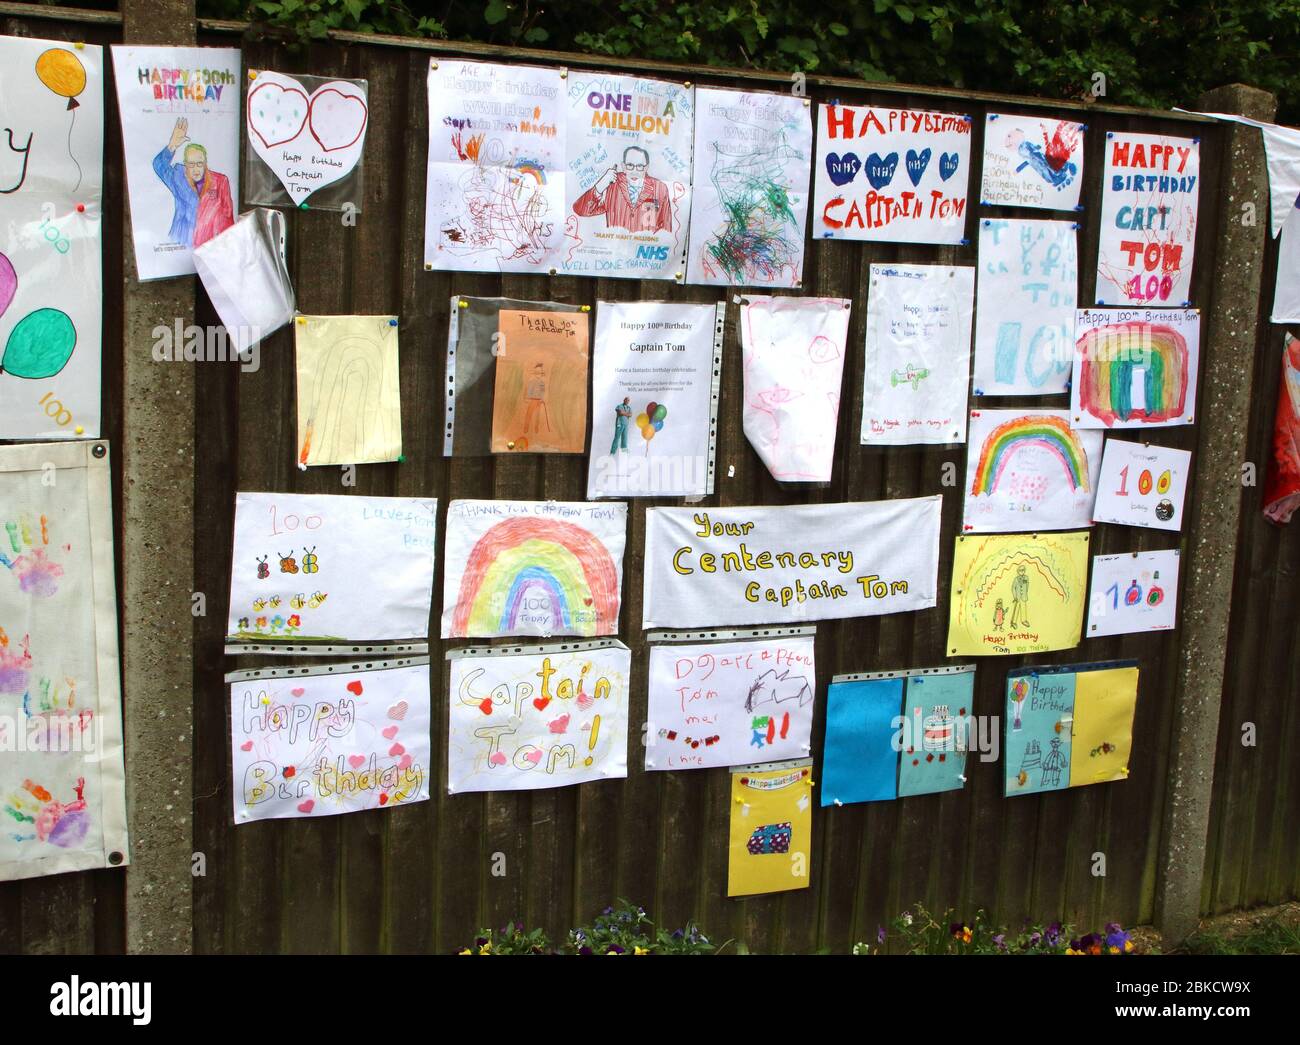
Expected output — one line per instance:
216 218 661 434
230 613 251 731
993 933 1007 951
1045 921 1063 943
877 926 887 944
606 944 625 954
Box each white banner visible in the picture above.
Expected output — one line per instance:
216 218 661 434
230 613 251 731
587 300 719 498
561 72 692 280
643 497 941 628
1272 192 1300 323
423 60 566 274
685 87 811 287
226 493 437 645
442 500 627 638
973 218 1077 395
646 633 815 771
812 103 971 244
741 296 851 482
979 113 1084 211
0 37 104 440
1071 308 1200 428
861 264 973 445
447 641 630 793
1096 132 1199 306
111 46 241 280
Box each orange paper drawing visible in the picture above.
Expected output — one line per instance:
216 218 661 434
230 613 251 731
491 309 589 453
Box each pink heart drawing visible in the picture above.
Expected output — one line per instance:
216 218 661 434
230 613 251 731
347 754 366 769
488 751 507 766
309 88 369 152
382 725 399 740
523 749 543 766
297 799 315 814
240 740 254 752
548 714 570 735
291 687 306 698
398 754 413 770
387 701 408 721
388 743 405 757
577 691 595 711
247 80 309 148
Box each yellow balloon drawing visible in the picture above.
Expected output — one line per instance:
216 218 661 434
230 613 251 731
36 48 87 105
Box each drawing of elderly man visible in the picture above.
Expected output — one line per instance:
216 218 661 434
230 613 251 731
572 145 672 232
153 117 234 249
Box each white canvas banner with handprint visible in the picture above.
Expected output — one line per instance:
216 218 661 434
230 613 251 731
111 46 241 280
226 492 437 647
586 299 722 498
0 36 104 439
0 442 128 882
980 113 1085 211
740 296 851 483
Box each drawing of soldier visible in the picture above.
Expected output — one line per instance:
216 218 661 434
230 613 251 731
572 145 672 232
610 397 632 454
1009 564 1031 628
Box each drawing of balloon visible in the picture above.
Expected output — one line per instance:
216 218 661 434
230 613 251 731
0 253 16 320
640 401 667 454
35 48 86 109
1 308 77 380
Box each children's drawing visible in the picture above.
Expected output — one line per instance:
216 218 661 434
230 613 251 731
963 410 1102 532
424 61 566 273
980 114 1084 210
442 500 627 639
230 661 430 823
245 70 368 209
972 218 1077 395
1005 661 1138 796
0 36 103 440
295 314 401 466
447 641 630 793
727 760 813 897
1096 132 1199 305
491 308 589 453
111 46 241 280
1092 438 1191 530
948 531 1089 657
226 493 437 646
1072 308 1200 428
561 72 692 280
685 87 812 287
0 441 128 883
644 498 941 629
645 632 815 771
1264 334 1300 523
861 264 974 445
1087 549 1180 637
812 103 972 244
897 670 974 798
741 296 851 481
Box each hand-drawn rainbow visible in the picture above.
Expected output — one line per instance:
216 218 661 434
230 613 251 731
970 550 1071 611
450 517 620 637
970 414 1091 495
1076 322 1189 426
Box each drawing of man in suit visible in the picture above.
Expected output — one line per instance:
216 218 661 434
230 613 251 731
572 146 672 232
153 117 235 249
522 362 551 435
1009 564 1031 628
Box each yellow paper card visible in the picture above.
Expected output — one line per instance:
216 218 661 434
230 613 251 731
1069 665 1139 786
295 315 402 466
947 532 1089 657
727 762 813 898
491 309 589 453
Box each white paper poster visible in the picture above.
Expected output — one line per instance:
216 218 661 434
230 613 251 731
1096 132 1199 306
861 264 974 445
813 103 971 244
973 218 1077 396
447 641 630 793
685 87 811 287
1272 192 1300 324
1091 438 1191 531
442 500 627 639
980 113 1085 211
0 37 103 440
246 70 368 208
587 300 720 498
423 60 566 274
1087 549 1180 637
643 497 941 629
962 409 1102 533
230 660 430 823
561 72 692 280
645 632 816 771
741 296 851 482
1072 308 1200 428
0 442 128 882
226 493 437 644
111 46 240 280
192 207 295 356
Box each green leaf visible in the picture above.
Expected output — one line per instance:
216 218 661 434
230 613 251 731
483 0 509 26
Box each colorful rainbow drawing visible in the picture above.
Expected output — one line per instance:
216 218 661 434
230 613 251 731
970 550 1071 610
512 160 547 185
1076 322 1189 425
451 517 620 637
970 414 1091 495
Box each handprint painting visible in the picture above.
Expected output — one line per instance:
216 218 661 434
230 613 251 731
0 442 128 881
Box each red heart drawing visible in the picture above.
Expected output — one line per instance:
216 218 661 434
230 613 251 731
308 87 369 152
247 81 310 148
398 754 413 770
297 799 315 814
478 697 494 715
583 597 593 606
291 687 306 698
548 714 570 734
283 766 296 779
389 743 405 757
533 696 551 711
488 751 507 766
378 793 389 806
382 725 399 740
523 749 543 765
346 680 363 696
240 740 254 752
387 701 408 721
347 754 366 769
